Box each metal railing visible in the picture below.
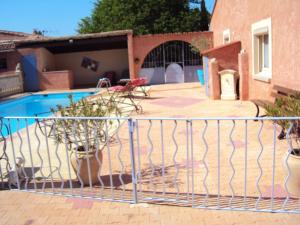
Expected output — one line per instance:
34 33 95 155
0 116 300 213
0 72 23 98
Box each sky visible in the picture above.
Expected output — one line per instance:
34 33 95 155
0 0 215 36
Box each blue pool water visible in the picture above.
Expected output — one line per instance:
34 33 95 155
0 91 95 136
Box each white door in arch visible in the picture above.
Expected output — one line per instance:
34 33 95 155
165 63 184 83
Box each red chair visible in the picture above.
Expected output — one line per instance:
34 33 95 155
130 77 148 96
107 82 142 114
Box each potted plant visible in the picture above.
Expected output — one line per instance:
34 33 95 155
190 36 213 85
51 95 122 185
265 94 300 196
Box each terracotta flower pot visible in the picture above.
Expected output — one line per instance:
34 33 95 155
70 146 103 186
283 149 300 197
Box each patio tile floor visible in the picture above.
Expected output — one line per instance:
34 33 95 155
1 82 300 224
1 191 299 225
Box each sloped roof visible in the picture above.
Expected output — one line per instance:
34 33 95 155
0 30 31 37
15 30 133 46
210 0 218 22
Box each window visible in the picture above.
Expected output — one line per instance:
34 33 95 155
258 34 269 70
0 58 7 70
252 18 272 82
223 29 231 44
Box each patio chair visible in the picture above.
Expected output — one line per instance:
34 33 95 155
130 77 149 97
106 81 143 114
115 77 148 96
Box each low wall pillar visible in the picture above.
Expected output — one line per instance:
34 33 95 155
209 58 221 99
238 49 249 100
127 33 136 80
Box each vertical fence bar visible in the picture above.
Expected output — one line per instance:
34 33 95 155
52 119 64 194
34 121 46 192
282 121 294 210
25 119 37 191
229 120 236 208
62 120 73 195
72 121 84 196
190 120 195 207
186 120 190 201
0 119 6 189
172 120 179 201
271 122 277 211
135 120 143 198
8 119 21 190
160 120 166 198
128 118 138 204
93 120 104 198
84 120 93 189
217 120 221 208
105 120 114 200
255 120 264 210
43 120 54 193
17 119 28 190
244 120 248 209
62 121 74 195
202 120 209 207
147 120 155 195
116 119 125 200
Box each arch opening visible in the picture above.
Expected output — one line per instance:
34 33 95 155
140 41 202 84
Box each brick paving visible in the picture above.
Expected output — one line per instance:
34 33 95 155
1 83 300 224
1 191 300 225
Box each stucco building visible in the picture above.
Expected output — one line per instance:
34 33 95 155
206 0 300 101
2 0 299 101
0 30 212 92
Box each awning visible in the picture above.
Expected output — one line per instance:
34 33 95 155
15 30 133 54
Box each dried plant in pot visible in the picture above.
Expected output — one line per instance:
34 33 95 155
265 94 300 196
51 95 122 185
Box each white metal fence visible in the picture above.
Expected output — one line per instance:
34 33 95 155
0 72 23 98
0 116 300 213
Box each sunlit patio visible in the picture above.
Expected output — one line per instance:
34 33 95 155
1 83 300 225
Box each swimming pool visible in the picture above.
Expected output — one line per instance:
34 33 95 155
0 91 95 136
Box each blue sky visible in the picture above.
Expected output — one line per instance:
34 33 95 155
0 0 215 36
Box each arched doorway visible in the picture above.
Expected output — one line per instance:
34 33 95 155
140 41 202 84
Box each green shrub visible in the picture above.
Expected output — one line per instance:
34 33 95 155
265 93 300 142
50 95 122 149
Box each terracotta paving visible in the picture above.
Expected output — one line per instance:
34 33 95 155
1 83 300 224
1 191 300 225
149 96 204 108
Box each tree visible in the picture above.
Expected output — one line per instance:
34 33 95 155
32 29 46 36
78 0 210 35
199 0 210 31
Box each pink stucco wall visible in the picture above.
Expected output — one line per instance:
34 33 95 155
40 70 74 90
210 0 300 100
202 41 241 71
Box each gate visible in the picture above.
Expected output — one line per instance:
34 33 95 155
1 116 300 213
140 41 202 85
22 54 39 92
